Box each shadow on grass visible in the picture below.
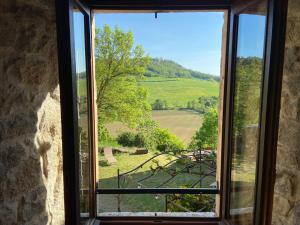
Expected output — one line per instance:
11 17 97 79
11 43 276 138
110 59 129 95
97 158 216 212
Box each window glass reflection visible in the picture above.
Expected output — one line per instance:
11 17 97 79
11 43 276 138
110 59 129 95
229 2 267 225
73 8 90 217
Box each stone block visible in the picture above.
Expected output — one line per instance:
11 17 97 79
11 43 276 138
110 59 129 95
285 19 300 47
273 195 293 217
274 172 295 198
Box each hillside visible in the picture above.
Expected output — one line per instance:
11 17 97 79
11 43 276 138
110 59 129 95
138 77 219 108
145 58 219 82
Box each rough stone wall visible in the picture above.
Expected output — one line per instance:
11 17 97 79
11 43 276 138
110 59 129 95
0 0 64 225
272 0 300 224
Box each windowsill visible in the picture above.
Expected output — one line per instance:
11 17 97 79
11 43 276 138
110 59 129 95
97 212 216 217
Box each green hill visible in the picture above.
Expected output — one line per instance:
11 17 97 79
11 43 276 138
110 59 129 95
145 58 219 82
139 58 220 108
138 77 219 108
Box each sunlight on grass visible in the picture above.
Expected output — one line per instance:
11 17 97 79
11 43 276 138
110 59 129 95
99 152 174 180
139 77 219 108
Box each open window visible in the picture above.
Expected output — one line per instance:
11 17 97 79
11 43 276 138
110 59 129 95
55 0 288 224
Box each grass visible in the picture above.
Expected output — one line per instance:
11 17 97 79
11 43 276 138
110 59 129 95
79 77 219 108
98 151 216 212
138 77 219 108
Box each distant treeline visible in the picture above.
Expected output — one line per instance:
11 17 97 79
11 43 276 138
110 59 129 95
186 96 218 114
151 96 218 113
145 58 220 82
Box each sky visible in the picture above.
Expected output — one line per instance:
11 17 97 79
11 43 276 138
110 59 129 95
237 14 266 59
95 12 224 76
73 12 267 76
73 12 87 75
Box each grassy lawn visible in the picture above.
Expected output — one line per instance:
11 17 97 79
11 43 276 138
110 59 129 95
98 151 216 212
138 77 219 108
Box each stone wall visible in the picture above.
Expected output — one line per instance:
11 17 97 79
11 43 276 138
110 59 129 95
0 0 64 225
272 0 300 224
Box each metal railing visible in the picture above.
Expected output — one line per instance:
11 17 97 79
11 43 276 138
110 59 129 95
96 149 218 212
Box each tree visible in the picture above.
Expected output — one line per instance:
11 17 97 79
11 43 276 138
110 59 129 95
94 25 151 141
151 99 168 110
234 57 262 135
190 108 218 150
198 96 218 113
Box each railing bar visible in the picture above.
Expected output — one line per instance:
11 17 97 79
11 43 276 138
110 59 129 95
96 188 219 194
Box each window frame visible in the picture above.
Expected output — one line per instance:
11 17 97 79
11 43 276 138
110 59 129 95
55 0 97 223
221 0 288 225
55 0 288 224
92 6 229 223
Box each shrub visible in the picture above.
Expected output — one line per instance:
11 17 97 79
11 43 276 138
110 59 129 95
117 131 136 147
155 128 185 153
167 194 215 212
151 99 169 110
134 133 147 148
117 121 185 153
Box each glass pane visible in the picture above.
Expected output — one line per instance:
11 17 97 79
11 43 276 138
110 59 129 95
97 194 216 216
229 2 267 225
73 8 90 217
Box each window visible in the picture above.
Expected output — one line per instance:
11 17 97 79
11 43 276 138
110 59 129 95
229 1 267 224
55 0 288 224
94 11 224 217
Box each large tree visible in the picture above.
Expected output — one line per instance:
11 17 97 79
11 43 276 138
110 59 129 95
94 25 151 135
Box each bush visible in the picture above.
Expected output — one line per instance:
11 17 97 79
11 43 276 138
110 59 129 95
116 121 185 153
134 133 147 148
155 128 185 153
167 194 215 212
117 131 148 148
151 99 169 110
117 131 136 147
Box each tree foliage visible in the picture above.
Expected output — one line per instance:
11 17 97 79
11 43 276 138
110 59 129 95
190 108 218 150
167 194 215 212
117 120 185 153
95 25 151 137
155 128 185 153
151 99 169 110
187 96 218 114
234 57 263 135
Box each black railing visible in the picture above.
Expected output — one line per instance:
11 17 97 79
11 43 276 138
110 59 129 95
96 149 218 212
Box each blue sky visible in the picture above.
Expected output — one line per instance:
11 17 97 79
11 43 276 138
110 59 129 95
73 12 87 75
237 14 266 59
73 12 266 75
95 12 224 75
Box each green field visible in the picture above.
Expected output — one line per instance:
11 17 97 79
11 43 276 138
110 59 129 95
78 77 219 108
138 77 219 108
